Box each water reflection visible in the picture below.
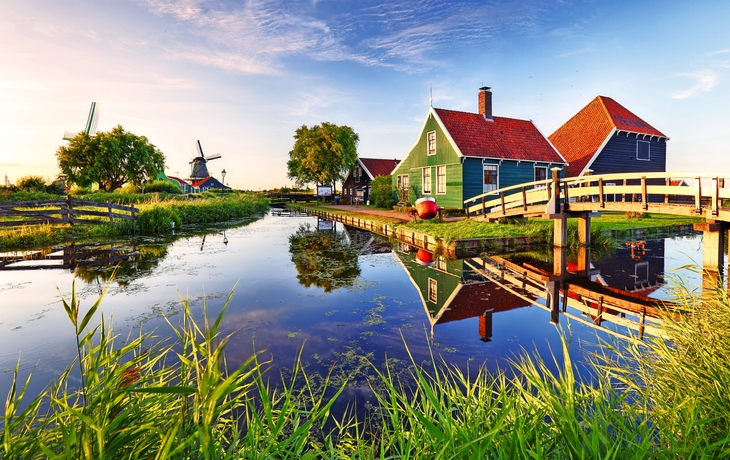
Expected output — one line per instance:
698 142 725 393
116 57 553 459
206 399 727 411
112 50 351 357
288 222 361 292
395 237 675 343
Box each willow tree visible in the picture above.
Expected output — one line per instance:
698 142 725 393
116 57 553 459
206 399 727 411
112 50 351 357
57 125 165 192
286 122 359 193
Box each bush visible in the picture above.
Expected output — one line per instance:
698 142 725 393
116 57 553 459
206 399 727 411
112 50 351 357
15 175 47 193
44 181 66 195
138 206 182 235
143 180 181 194
119 183 140 194
370 175 397 209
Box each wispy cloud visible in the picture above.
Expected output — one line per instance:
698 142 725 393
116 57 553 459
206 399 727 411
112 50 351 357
672 70 718 99
135 0 550 74
556 46 594 58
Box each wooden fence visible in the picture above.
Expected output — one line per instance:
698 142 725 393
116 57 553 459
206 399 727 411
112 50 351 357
0 196 138 227
0 242 139 271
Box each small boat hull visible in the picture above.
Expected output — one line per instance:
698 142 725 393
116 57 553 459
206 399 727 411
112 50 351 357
414 197 438 219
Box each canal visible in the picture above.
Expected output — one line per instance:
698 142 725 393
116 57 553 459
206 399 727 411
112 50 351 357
0 211 713 407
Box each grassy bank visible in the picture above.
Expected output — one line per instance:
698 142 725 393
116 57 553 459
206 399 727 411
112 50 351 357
3 278 730 458
0 193 269 250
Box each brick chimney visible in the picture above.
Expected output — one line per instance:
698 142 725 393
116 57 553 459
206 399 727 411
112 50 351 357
478 86 492 120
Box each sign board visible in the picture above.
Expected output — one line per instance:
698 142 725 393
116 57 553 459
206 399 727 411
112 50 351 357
317 186 333 197
317 219 334 231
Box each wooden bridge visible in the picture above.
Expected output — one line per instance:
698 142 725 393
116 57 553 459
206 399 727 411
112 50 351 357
464 170 730 282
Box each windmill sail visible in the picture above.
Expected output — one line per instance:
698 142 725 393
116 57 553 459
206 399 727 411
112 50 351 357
189 140 223 182
63 102 100 140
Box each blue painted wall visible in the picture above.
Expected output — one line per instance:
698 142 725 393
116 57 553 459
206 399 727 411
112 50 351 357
589 132 667 175
462 158 566 204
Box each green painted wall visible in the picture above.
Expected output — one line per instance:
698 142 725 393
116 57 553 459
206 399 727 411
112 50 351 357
397 252 465 317
392 110 464 207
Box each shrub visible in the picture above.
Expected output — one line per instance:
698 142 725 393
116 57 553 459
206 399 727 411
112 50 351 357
370 175 397 209
44 181 66 195
119 183 140 194
138 206 182 235
15 175 47 193
143 180 181 194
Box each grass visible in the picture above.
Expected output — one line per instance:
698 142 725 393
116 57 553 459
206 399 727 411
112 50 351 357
0 193 270 249
4 275 730 458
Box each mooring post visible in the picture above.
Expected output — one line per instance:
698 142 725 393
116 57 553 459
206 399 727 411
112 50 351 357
547 280 561 324
694 220 726 295
479 309 493 342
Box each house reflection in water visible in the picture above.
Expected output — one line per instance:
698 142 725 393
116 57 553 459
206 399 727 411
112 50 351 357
393 244 529 342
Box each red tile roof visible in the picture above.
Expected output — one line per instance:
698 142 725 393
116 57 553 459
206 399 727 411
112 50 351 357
360 158 400 179
434 108 565 164
548 96 667 177
437 282 527 324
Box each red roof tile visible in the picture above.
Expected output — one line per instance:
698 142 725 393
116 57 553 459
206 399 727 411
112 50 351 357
549 96 667 177
434 108 565 164
360 158 400 179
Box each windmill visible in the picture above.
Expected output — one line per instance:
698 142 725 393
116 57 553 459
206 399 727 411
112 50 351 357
189 140 222 182
63 102 99 140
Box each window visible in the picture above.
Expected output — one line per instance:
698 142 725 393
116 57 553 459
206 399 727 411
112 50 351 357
436 256 447 271
428 278 437 303
422 167 432 194
427 131 436 156
534 166 547 182
637 141 650 161
397 174 410 202
483 164 497 193
355 166 361 183
436 165 446 194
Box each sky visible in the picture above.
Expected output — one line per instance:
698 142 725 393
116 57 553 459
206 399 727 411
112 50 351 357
1 0 729 190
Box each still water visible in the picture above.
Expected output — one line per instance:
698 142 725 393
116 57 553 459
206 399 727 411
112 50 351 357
0 212 711 404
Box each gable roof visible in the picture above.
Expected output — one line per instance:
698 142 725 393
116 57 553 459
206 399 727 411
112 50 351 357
548 96 667 177
433 108 566 164
359 158 400 179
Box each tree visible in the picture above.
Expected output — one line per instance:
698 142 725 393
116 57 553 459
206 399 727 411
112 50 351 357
286 122 359 192
57 125 165 192
369 175 397 209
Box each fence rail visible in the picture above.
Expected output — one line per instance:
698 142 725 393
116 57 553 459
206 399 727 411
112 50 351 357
0 196 138 227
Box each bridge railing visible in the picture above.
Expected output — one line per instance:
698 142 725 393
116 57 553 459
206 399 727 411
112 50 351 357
464 172 730 218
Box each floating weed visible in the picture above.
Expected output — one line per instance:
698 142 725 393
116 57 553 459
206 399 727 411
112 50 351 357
401 323 414 329
287 332 298 338
324 309 339 316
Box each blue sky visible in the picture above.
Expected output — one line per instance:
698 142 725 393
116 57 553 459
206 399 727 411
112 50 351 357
1 0 728 190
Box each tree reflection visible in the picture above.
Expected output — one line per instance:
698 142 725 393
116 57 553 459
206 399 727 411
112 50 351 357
73 244 168 286
288 223 361 292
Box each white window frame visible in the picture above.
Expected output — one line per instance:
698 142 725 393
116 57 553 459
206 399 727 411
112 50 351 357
427 131 436 156
422 167 432 194
483 164 498 193
534 165 548 183
436 165 446 195
636 140 650 161
428 278 437 303
355 165 361 183
436 256 447 271
635 261 649 284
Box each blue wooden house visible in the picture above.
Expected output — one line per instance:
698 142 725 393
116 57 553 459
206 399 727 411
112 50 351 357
548 96 668 177
391 87 567 208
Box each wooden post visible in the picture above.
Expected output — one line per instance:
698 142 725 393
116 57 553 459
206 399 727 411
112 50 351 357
638 307 646 341
553 245 566 276
694 221 726 295
108 201 113 225
596 296 604 325
622 179 626 203
554 214 567 248
695 177 702 213
664 177 670 204
712 177 719 216
522 186 527 211
641 176 648 210
500 191 506 215
482 196 486 216
66 195 74 227
598 178 604 208
577 213 591 246
547 281 561 324
479 309 493 342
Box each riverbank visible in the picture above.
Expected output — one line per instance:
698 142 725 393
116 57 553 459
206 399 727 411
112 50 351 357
0 193 269 250
292 203 703 255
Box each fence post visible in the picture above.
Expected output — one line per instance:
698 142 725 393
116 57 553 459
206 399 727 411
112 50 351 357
66 195 74 227
108 201 113 225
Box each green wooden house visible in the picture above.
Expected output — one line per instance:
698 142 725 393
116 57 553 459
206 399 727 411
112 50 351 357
393 247 528 340
392 87 567 208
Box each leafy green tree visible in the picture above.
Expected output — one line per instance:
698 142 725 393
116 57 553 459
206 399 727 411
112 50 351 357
286 122 359 192
15 175 47 192
369 175 397 208
57 125 165 192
